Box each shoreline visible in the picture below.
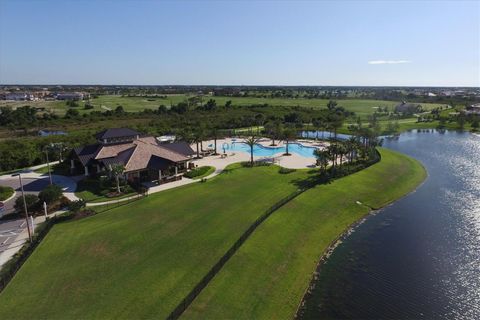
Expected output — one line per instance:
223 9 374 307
294 155 428 318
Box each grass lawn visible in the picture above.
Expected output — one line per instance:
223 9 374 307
74 178 137 203
182 148 427 319
0 164 312 319
0 95 446 118
0 186 14 201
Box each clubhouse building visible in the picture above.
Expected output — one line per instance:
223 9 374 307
70 128 195 184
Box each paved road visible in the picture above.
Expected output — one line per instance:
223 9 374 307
0 173 78 217
0 177 49 217
0 218 26 254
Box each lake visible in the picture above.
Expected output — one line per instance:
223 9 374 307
299 130 480 319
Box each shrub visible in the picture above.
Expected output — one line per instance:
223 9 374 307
279 167 296 174
184 166 214 179
14 194 39 212
240 161 271 167
0 186 14 201
38 184 63 204
68 199 86 213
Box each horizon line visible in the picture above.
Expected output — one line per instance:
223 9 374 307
1 83 479 88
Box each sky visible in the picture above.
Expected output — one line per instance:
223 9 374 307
0 0 479 86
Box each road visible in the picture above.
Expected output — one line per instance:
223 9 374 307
0 218 27 254
0 176 49 217
0 172 78 217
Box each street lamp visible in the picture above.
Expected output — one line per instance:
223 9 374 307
12 173 32 242
43 145 53 185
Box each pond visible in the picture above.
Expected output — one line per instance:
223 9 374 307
299 130 480 319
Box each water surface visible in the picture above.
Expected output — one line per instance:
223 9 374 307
300 130 480 319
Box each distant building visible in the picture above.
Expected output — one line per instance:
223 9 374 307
394 101 422 114
5 92 33 101
38 130 67 137
56 92 87 100
466 103 480 115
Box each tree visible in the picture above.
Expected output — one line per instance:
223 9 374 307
264 120 283 146
192 124 206 158
314 149 329 173
64 108 80 119
209 126 220 155
282 127 297 156
254 114 265 133
110 164 125 193
68 199 86 213
115 105 125 114
243 135 261 166
38 184 63 204
312 117 324 140
345 137 358 163
327 100 338 110
472 117 479 130
14 194 39 213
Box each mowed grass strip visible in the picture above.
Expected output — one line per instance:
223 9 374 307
0 164 311 319
182 148 427 319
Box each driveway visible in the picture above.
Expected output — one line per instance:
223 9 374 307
0 173 78 217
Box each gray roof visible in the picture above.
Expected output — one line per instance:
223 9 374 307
73 144 101 166
162 141 195 157
95 128 140 140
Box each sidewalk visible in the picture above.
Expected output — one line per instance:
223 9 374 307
0 210 65 269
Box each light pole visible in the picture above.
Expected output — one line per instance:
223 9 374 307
44 146 53 185
12 173 32 242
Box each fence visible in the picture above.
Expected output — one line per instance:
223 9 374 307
166 148 382 319
166 188 306 320
89 192 146 213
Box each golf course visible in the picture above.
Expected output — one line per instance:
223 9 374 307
0 148 426 319
0 94 446 118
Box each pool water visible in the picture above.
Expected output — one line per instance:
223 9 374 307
224 142 316 158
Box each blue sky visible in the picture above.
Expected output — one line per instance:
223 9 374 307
0 0 478 86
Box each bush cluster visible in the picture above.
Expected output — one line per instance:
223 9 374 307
184 166 213 179
278 167 296 174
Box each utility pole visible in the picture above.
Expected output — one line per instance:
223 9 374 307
45 146 53 185
13 173 32 242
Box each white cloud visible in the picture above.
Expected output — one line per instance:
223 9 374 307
368 60 412 65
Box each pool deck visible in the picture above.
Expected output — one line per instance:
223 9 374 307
191 138 328 169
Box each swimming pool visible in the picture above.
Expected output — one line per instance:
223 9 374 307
224 142 317 158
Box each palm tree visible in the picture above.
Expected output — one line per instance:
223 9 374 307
314 149 329 173
283 127 297 156
254 114 265 134
264 121 275 145
210 126 220 155
312 118 322 140
337 143 347 165
243 135 261 166
345 137 358 163
110 164 125 193
192 125 206 158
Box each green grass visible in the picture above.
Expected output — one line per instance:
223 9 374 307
0 185 14 201
0 164 311 319
0 95 446 118
182 148 427 319
74 178 136 203
0 150 425 319
184 166 215 179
